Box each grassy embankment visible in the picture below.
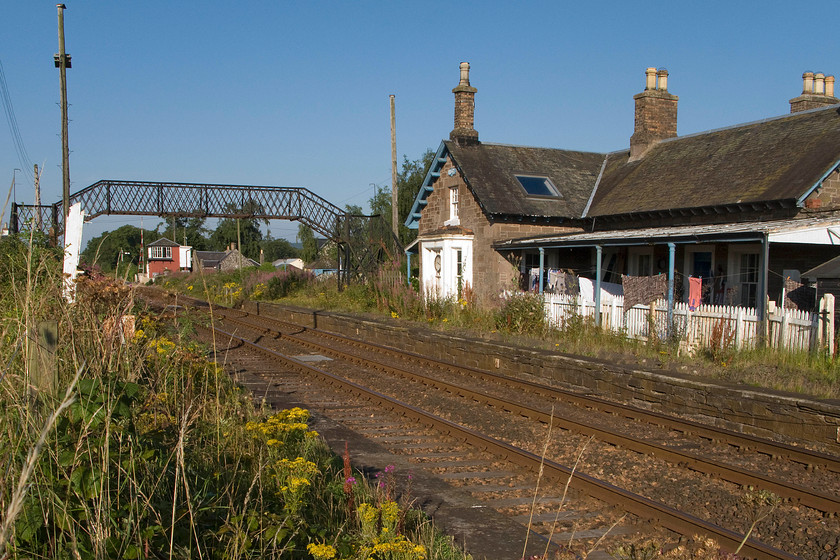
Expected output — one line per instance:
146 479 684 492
156 261 840 400
0 236 467 560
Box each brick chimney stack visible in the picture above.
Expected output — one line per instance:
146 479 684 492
450 62 479 146
629 67 678 161
790 71 839 113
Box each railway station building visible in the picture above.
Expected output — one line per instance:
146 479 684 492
406 64 840 322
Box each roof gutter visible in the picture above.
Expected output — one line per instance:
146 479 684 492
493 232 767 251
797 158 840 207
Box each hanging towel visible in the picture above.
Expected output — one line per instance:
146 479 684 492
547 269 561 294
688 276 702 311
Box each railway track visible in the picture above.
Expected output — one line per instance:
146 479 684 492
212 309 840 509
142 293 840 558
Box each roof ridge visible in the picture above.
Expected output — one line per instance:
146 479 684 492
658 103 840 146
464 141 607 156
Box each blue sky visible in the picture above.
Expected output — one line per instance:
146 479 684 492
2 1 839 247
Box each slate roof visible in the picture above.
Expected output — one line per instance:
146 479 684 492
588 105 840 217
408 104 840 230
446 140 606 218
194 250 227 268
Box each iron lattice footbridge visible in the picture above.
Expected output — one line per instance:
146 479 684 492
10 180 401 280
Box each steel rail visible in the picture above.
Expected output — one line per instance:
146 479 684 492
225 308 840 474
201 322 800 560
215 312 840 515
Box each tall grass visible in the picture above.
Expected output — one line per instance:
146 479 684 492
155 260 840 399
0 238 469 560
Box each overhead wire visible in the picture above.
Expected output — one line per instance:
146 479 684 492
0 58 35 185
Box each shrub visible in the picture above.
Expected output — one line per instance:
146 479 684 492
265 268 315 299
495 292 548 336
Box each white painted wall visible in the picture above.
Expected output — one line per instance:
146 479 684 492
420 236 473 299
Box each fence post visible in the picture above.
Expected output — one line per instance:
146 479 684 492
819 294 835 356
735 308 743 349
777 308 789 350
648 302 656 341
829 294 836 357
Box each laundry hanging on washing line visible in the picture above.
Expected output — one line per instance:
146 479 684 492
621 274 666 312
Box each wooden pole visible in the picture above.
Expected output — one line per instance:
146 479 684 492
34 164 41 228
390 94 398 237
56 4 71 222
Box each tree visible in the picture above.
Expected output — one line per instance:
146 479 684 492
261 237 299 262
395 149 435 245
298 223 318 264
81 224 153 273
155 215 209 250
209 200 267 260
370 185 392 220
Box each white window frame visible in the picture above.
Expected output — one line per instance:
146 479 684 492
727 244 761 308
150 246 172 260
444 186 460 226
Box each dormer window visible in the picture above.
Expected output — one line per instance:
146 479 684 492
515 175 561 198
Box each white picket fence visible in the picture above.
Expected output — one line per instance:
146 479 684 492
543 292 835 354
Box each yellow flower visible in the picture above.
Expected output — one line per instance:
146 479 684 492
307 543 337 560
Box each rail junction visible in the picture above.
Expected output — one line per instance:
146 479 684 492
139 289 840 559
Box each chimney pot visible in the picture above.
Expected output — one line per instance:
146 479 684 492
459 62 471 86
790 70 838 112
815 72 826 95
803 71 814 93
644 67 657 90
656 68 669 91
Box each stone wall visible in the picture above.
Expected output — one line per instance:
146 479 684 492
803 168 840 211
418 156 578 300
244 300 840 449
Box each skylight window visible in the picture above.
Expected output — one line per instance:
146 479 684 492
515 175 561 197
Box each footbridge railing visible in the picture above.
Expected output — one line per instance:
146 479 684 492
9 180 402 281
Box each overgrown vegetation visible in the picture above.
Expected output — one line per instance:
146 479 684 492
0 236 469 560
154 256 840 399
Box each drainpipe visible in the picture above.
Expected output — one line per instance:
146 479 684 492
757 233 769 342
405 252 411 286
667 243 675 339
538 247 545 294
595 245 602 327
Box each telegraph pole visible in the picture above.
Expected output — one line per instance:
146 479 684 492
390 95 398 237
34 164 42 228
55 4 71 222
